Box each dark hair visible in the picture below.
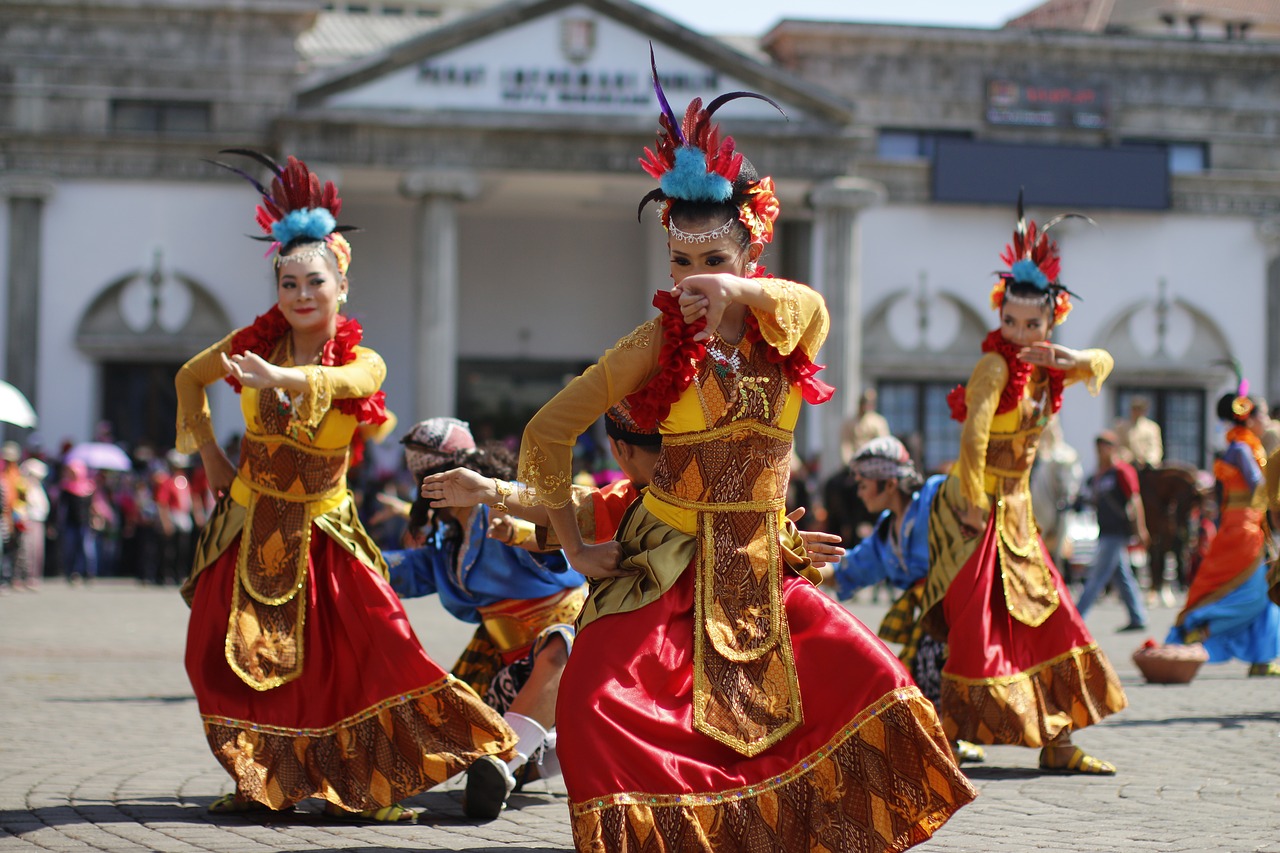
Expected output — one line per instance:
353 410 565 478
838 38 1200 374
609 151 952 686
1216 393 1263 425
1002 280 1055 314
405 441 518 530
276 237 341 278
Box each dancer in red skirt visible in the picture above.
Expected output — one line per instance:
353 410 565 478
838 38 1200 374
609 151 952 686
176 151 514 821
925 194 1127 774
511 60 976 852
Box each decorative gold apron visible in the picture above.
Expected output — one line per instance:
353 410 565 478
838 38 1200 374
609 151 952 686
225 389 348 691
986 385 1058 627
647 338 799 756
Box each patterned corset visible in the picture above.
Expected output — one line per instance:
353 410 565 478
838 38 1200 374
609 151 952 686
647 422 792 513
985 395 1046 496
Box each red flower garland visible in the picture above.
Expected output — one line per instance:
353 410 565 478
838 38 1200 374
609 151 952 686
625 283 833 429
946 329 1064 423
223 306 388 465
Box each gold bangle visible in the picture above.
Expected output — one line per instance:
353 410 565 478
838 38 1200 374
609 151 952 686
493 478 512 513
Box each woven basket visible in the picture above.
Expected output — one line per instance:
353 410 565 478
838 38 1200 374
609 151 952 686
1132 643 1209 684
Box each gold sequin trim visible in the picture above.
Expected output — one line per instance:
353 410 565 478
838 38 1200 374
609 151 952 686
613 319 657 350
570 687 923 814
942 643 1101 687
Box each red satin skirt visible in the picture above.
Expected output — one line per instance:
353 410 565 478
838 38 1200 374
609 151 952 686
940 516 1127 746
558 569 976 852
185 529 514 810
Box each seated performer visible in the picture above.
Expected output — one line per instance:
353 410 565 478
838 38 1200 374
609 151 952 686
827 436 985 764
925 195 1127 775
178 151 513 822
500 56 976 852
1167 387 1280 676
384 417 587 819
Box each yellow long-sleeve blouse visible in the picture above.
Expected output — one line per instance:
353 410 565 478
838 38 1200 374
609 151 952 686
518 279 828 536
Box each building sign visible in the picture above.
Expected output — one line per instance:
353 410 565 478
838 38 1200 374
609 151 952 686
325 4 797 120
985 78 1108 129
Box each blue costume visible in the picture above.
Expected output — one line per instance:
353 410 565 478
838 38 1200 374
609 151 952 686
834 475 944 598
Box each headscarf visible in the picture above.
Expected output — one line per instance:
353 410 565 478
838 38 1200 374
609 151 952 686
852 436 918 483
401 417 476 481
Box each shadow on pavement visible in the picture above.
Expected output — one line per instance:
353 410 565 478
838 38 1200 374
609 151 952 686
957 766 1046 781
1103 710 1280 730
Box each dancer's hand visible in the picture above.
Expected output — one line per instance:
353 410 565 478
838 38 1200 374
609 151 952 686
421 468 492 508
674 274 738 341
788 508 846 569
221 351 283 389
563 541 634 579
1018 342 1080 370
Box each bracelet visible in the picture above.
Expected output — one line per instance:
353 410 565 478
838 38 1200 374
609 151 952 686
493 479 512 513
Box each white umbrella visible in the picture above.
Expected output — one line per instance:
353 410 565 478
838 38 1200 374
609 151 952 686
0 380 37 429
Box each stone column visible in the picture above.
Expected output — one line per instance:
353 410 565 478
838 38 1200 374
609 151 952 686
399 169 481 424
2 177 54 442
1258 218 1280 404
808 176 886 479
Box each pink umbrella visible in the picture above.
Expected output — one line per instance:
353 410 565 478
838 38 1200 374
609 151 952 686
65 441 132 472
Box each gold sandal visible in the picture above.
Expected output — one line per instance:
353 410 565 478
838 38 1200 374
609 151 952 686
951 740 986 764
208 793 274 814
323 803 418 824
1039 745 1116 775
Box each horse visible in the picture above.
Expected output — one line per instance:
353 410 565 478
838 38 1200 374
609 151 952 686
1137 463 1200 599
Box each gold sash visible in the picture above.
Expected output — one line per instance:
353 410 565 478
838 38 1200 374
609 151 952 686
226 428 347 691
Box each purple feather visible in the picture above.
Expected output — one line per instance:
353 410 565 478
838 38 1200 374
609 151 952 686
204 158 272 199
649 43 684 145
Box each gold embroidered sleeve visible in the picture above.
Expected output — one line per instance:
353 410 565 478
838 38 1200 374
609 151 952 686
956 352 1008 511
174 331 235 454
519 319 662 508
751 278 829 358
1063 348 1113 396
294 347 385 428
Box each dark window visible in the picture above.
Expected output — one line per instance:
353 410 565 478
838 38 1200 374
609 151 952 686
933 137 1169 209
877 128 973 161
457 357 596 462
110 100 211 134
877 380 965 475
1114 386 1207 468
100 361 182 452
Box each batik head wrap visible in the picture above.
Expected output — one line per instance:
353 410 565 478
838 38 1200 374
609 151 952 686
604 400 661 448
852 436 919 483
400 417 476 481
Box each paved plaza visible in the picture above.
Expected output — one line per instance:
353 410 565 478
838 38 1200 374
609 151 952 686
1 578 1277 853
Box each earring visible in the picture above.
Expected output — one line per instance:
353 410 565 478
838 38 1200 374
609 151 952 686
338 292 348 305
745 261 758 277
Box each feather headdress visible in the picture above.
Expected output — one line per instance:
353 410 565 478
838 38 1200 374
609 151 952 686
1215 357 1255 420
206 148 356 273
636 45 785 246
989 190 1092 325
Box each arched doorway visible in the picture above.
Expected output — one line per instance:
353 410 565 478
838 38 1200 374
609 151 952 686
75 251 231 452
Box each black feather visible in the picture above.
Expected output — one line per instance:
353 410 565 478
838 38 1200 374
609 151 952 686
203 158 272 198
704 91 787 121
637 188 667 222
219 148 284 177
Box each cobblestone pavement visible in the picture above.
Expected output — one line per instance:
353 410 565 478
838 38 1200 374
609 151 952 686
2 579 1278 852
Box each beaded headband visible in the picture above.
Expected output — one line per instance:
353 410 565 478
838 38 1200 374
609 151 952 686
667 217 736 245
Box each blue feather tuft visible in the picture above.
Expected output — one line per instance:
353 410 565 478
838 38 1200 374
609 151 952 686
659 147 733 203
1010 259 1049 289
271 208 336 245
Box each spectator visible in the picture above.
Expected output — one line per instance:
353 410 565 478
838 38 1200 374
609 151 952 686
155 450 196 585
56 460 99 584
1114 396 1163 469
1 442 25 590
838 388 890 466
1075 431 1149 631
16 458 49 590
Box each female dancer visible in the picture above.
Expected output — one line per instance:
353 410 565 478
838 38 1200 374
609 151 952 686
926 196 1127 773
176 151 514 821
512 65 976 852
1167 387 1280 675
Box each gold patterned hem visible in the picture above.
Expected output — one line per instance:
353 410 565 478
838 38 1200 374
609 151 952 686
203 675 516 811
570 687 976 853
941 643 1127 748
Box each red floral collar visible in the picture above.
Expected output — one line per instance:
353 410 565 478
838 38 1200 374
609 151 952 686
224 305 388 428
947 329 1064 422
625 285 833 429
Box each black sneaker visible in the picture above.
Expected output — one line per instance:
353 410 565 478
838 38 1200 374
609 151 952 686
1116 622 1147 633
463 754 515 820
